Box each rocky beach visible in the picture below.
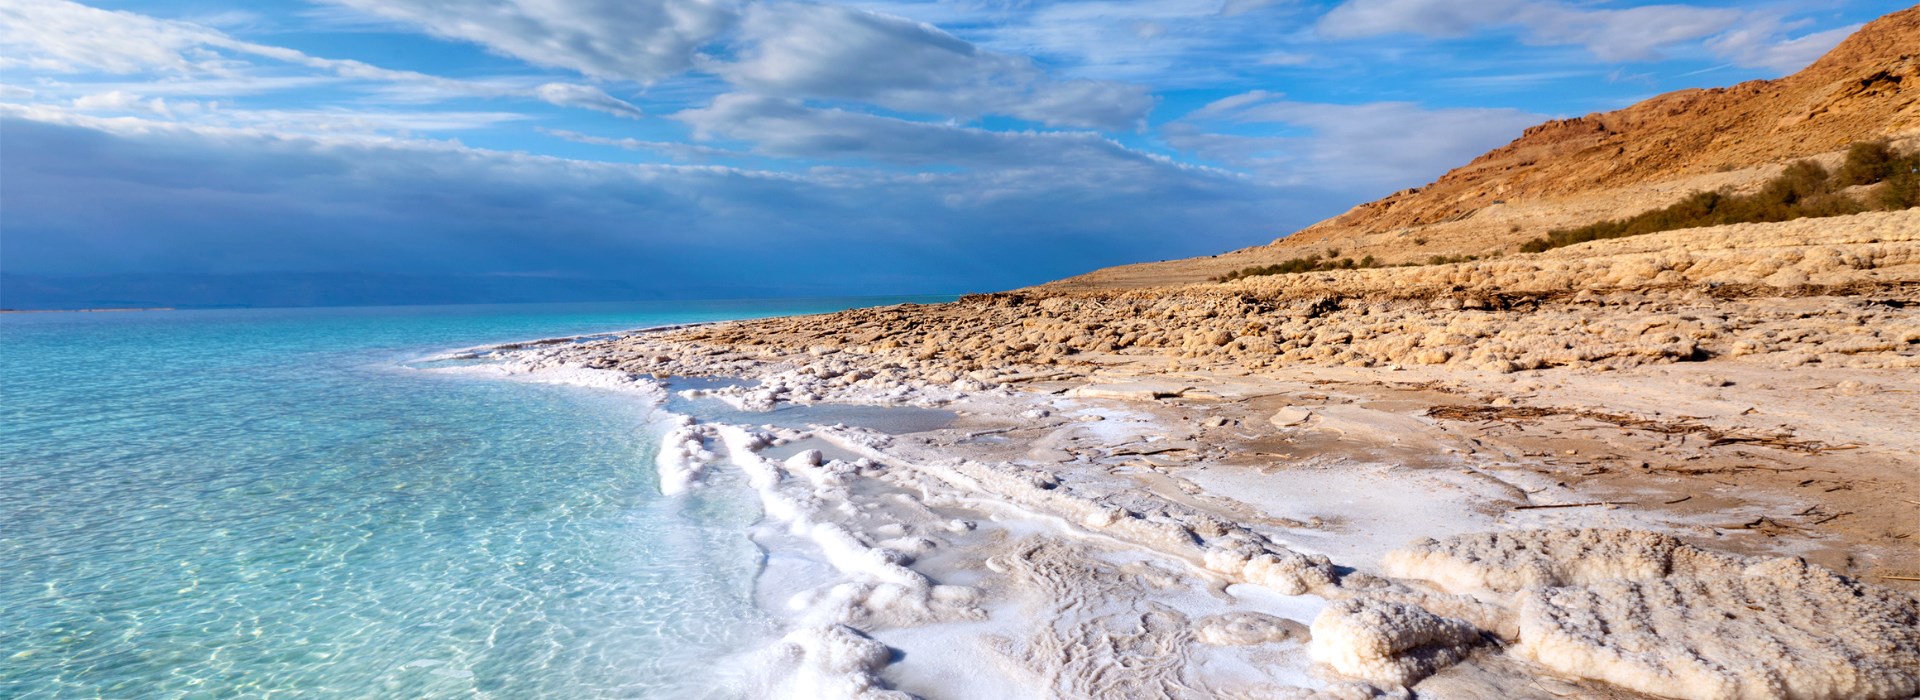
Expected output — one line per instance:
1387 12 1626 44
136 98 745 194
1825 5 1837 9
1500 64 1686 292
454 206 1920 698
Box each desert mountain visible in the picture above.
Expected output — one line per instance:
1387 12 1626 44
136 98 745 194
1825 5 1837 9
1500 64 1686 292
1049 5 1920 290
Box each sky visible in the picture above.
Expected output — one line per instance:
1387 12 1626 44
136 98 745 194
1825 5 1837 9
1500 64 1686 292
0 0 1907 303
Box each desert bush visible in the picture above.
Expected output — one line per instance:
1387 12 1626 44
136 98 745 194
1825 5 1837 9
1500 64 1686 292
1214 252 1385 282
1835 139 1897 187
1882 160 1920 210
1517 146 1910 254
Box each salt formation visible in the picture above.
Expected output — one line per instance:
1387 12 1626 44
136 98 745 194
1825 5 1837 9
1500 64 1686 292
759 625 912 700
1384 529 1920 700
812 430 1340 597
715 426 982 628
1518 555 1920 700
1201 541 1337 596
1307 597 1481 687
1380 528 1742 594
1194 612 1306 647
653 416 712 495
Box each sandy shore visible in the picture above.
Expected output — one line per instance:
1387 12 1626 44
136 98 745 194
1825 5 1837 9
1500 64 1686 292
451 211 1920 699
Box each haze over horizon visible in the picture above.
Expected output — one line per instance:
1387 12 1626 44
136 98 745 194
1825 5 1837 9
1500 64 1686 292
1 0 1905 307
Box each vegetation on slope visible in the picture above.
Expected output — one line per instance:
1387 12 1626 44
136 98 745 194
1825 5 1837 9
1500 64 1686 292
1213 252 1492 282
1520 140 1920 253
1210 141 1916 285
1213 252 1378 282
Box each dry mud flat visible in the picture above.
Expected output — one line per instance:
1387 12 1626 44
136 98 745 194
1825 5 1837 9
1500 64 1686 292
498 211 1918 699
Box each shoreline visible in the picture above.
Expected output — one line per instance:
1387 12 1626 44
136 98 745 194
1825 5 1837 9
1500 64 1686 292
463 289 1920 699
431 208 1920 697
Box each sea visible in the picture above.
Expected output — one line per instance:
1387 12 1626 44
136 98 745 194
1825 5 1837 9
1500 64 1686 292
0 298 948 698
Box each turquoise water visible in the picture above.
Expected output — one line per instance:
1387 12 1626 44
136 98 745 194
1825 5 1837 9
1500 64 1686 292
0 298 946 698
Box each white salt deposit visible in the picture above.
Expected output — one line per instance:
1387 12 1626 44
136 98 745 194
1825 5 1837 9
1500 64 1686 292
1381 529 1920 700
1308 597 1481 687
714 425 982 629
1517 555 1920 700
1381 528 1741 594
755 625 912 700
653 416 712 495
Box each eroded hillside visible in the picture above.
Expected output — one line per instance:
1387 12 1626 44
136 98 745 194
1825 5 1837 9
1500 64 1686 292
1047 6 1920 291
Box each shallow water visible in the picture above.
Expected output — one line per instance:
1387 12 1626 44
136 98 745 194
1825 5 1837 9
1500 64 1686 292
0 298 946 698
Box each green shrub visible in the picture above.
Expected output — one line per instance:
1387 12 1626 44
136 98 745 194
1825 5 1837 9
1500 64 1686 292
1835 140 1897 187
1881 161 1920 210
1518 144 1912 254
1213 252 1385 282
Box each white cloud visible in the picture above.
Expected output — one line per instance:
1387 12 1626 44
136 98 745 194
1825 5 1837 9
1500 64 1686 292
533 83 644 119
959 0 1311 85
1170 90 1544 191
540 127 743 160
318 0 739 83
1319 0 1528 39
72 90 151 112
0 0 237 74
0 0 644 120
1707 19 1858 73
2 105 1308 294
721 3 1154 130
674 93 1189 170
1257 51 1314 66
1319 0 1741 62
1317 0 1858 71
1220 0 1283 18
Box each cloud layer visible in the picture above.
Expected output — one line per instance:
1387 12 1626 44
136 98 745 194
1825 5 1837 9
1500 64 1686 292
0 110 1312 296
0 0 1889 304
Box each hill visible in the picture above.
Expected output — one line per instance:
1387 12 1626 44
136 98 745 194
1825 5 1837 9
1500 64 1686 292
1047 5 1920 291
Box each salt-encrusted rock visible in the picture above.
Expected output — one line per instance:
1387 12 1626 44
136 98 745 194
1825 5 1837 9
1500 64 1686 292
766 625 913 700
1383 529 1920 700
1517 556 1920 700
1194 611 1306 646
1381 528 1744 593
1202 544 1336 595
1309 597 1482 687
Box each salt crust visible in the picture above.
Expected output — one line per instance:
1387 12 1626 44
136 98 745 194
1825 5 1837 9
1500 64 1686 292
446 357 1920 699
1195 611 1307 647
757 624 912 700
653 415 712 496
1307 598 1482 687
713 425 983 629
1384 529 1920 700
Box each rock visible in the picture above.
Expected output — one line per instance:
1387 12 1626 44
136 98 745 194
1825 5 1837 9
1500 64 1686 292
1270 406 1314 427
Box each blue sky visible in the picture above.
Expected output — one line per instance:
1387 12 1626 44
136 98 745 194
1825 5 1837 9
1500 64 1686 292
0 0 1906 299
